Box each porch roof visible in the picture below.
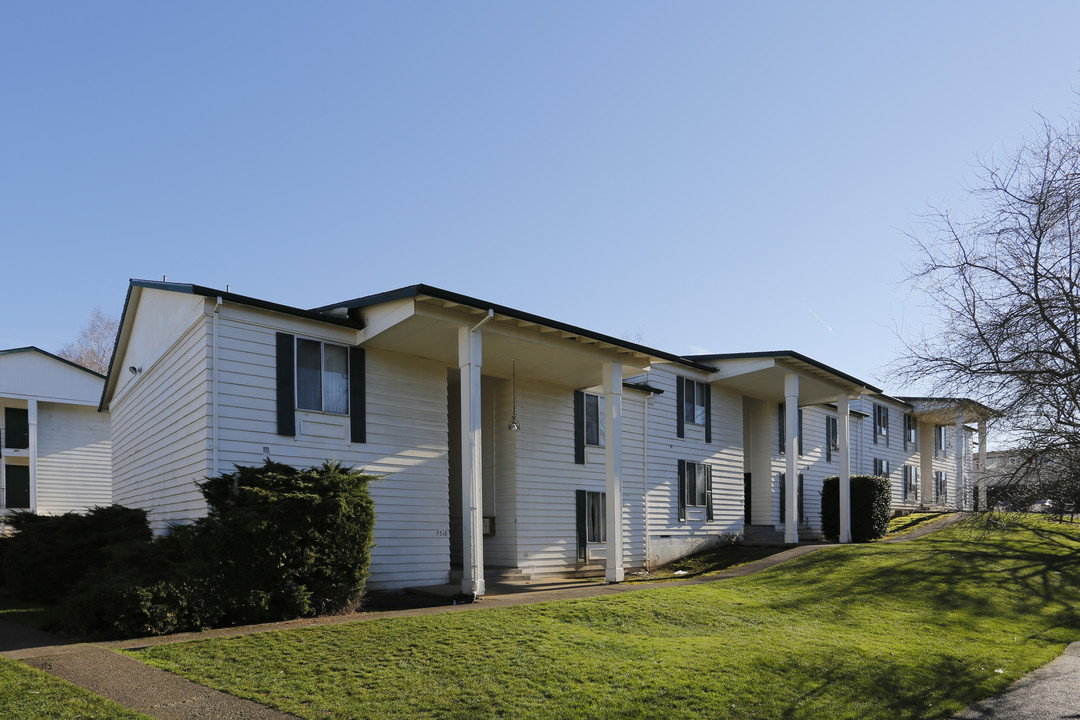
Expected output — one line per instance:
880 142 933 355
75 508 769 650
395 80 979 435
314 284 715 386
895 396 1000 424
686 350 882 405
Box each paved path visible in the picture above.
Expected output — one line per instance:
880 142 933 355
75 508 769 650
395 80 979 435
953 642 1080 719
3 513 1070 720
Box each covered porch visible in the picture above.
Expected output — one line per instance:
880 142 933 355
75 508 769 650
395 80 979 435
693 351 881 544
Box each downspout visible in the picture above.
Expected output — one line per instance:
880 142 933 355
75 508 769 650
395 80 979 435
212 297 222 481
642 390 652 571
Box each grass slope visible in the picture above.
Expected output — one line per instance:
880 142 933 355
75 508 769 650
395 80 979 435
133 517 1080 720
0 657 151 720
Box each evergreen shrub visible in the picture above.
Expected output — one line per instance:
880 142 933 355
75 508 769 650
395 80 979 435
820 475 892 542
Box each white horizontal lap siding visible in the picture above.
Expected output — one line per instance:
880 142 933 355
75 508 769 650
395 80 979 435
795 406 831 532
508 378 645 576
644 367 744 542
34 404 112 514
856 398 917 508
111 317 212 533
213 309 450 590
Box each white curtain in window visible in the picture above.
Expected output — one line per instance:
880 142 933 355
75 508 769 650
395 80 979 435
323 344 349 415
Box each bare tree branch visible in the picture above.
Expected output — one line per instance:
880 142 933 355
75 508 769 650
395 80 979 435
58 308 119 375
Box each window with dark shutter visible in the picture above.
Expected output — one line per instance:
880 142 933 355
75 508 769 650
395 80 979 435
275 332 296 437
573 391 585 464
676 378 685 439
349 347 366 443
778 403 785 454
704 384 712 444
705 465 714 521
797 409 804 456
677 459 687 522
575 489 587 562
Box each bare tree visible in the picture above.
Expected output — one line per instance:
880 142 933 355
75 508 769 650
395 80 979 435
58 308 119 375
901 110 1080 513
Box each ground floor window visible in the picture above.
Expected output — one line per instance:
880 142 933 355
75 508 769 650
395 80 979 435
586 491 606 543
902 465 919 502
873 458 890 477
935 471 947 503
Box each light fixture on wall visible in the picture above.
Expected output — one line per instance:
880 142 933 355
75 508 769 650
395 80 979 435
128 366 142 375
507 359 520 431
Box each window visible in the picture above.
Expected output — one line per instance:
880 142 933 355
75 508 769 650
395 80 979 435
777 406 804 455
873 458 890 477
873 404 889 446
902 465 919 502
586 491 606 543
934 425 947 457
685 462 709 507
683 379 708 425
296 339 349 414
935 471 947 503
903 413 917 450
825 416 839 463
583 393 605 447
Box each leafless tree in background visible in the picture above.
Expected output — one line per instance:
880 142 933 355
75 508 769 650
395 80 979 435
58 307 119 376
901 110 1080 514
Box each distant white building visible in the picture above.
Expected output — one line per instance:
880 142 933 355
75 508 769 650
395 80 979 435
0 347 112 526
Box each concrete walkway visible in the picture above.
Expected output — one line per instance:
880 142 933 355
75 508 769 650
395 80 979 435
2 513 1070 720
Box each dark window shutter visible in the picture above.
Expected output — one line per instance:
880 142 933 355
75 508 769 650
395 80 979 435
798 473 805 524
797 409 804 456
884 407 889 448
778 403 785 454
704 383 712 444
705 465 714 521
349 347 366 443
743 473 752 524
676 378 685 439
677 459 687 522
4 408 29 449
5 465 30 509
275 332 296 437
575 489 587 562
779 472 786 522
825 418 832 463
573 391 585 464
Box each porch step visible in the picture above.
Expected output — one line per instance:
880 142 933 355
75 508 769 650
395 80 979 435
742 525 786 544
449 566 531 583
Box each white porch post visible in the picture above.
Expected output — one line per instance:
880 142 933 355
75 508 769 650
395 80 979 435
28 400 38 513
837 393 851 544
784 374 799 544
603 362 625 583
458 326 485 598
955 411 966 509
977 420 988 511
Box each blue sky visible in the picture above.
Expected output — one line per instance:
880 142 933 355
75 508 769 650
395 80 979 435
2 2 1078 390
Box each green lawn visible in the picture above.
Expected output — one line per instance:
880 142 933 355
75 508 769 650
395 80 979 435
0 657 151 720
132 517 1080 720
884 511 953 538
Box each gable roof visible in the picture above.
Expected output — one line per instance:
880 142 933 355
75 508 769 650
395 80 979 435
686 350 882 396
0 346 106 379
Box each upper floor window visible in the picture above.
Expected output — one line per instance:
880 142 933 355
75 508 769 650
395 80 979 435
903 413 917 450
873 404 889 446
583 392 605 447
683 379 708 425
296 338 349 414
777 404 804 456
934 425 947 457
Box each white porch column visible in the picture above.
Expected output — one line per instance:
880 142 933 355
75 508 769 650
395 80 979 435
458 326 485 598
837 393 852 544
955 411 966 509
603 362 625 583
977 420 988 511
28 399 38 513
784 374 799 544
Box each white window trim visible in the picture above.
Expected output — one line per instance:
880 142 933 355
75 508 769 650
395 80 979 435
296 337 350 416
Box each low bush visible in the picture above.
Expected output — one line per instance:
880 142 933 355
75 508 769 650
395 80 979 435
2 505 150 602
821 475 892 542
64 460 376 638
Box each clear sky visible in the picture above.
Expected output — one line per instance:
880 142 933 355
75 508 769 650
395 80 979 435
2 2 1078 391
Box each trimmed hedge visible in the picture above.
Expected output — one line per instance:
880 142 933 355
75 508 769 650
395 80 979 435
64 460 376 638
821 475 892 542
2 505 151 602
